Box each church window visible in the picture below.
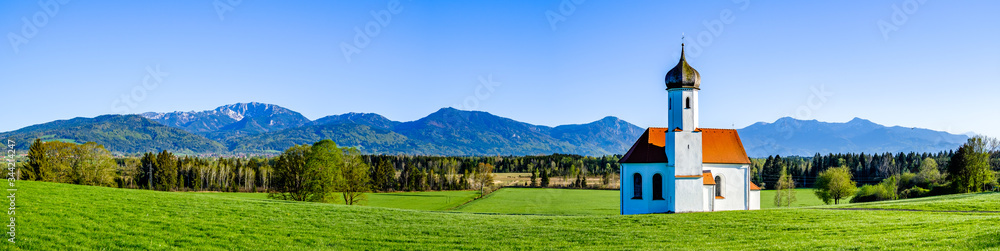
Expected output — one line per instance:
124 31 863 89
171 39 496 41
668 98 671 110
632 173 642 199
715 176 723 198
685 97 691 109
652 174 664 200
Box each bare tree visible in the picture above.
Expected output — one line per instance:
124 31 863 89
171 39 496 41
475 163 495 197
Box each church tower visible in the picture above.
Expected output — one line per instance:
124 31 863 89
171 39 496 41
664 43 704 212
619 42 760 214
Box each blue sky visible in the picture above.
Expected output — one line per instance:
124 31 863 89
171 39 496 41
1 1 998 138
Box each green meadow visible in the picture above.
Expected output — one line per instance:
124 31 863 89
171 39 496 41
829 192 1000 212
11 181 1000 250
188 190 480 211
758 188 846 209
455 188 620 215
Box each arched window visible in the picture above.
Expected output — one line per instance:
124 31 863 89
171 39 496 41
685 97 691 109
632 173 642 199
668 98 671 110
652 174 664 200
714 176 723 198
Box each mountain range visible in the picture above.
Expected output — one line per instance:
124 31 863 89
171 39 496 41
0 102 970 157
738 117 969 157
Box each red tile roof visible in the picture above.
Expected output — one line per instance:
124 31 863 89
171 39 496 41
702 172 715 185
619 128 669 163
619 128 751 164
750 182 761 191
700 128 752 164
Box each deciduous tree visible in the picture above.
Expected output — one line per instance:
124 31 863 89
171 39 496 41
269 144 312 201
70 142 116 187
915 157 941 185
475 162 494 196
949 136 994 193
304 139 343 203
774 167 797 207
339 147 371 205
814 166 857 204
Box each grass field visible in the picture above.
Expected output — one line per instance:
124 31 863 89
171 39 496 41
187 190 480 211
366 191 480 210
14 180 1000 249
830 192 1000 212
455 188 619 215
192 188 844 214
758 188 849 209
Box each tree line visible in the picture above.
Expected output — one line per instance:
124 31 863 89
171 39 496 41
769 136 999 206
21 139 623 203
364 154 622 191
25 139 274 193
752 151 973 189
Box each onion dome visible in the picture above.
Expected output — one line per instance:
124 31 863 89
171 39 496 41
665 44 701 90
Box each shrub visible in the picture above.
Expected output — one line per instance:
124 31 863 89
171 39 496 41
851 177 899 203
851 185 883 203
900 186 930 198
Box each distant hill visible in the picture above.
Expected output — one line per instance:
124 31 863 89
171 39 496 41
0 115 225 153
228 123 420 154
738 117 968 157
309 112 400 130
392 108 578 156
227 108 644 156
142 102 310 141
3 103 972 157
550 116 645 156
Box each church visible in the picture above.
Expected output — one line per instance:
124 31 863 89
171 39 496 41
619 44 761 214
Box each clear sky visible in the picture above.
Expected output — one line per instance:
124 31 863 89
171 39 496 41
1 1 998 138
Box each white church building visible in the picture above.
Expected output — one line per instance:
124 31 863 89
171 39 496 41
619 44 761 214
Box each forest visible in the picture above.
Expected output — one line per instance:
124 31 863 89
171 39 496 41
19 139 623 193
753 150 1000 189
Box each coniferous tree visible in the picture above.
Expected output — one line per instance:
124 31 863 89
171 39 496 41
26 139 50 181
371 159 396 192
530 168 537 187
540 169 549 187
138 152 157 189
155 150 177 191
